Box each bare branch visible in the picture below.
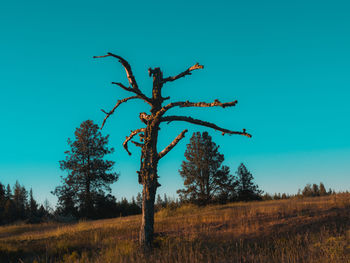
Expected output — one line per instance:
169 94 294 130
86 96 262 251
131 140 144 148
123 128 146 155
111 82 134 92
158 129 188 159
111 82 153 105
161 116 252 137
157 99 238 117
101 96 139 129
94 53 139 90
162 63 204 83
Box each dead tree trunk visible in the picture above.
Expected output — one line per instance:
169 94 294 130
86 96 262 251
94 53 251 248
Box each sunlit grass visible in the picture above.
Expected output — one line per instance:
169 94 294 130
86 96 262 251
0 194 349 262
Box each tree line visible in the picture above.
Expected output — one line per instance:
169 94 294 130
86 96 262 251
0 120 335 225
0 181 49 225
52 121 263 219
262 182 334 200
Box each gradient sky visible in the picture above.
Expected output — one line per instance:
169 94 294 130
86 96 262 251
1 0 349 206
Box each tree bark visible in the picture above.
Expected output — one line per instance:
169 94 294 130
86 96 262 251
139 115 161 246
140 173 157 247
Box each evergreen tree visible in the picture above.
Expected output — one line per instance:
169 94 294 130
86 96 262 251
236 163 262 201
28 188 38 218
177 132 236 205
37 205 47 219
53 120 118 219
5 184 12 201
302 184 312 197
319 182 327 196
155 194 163 210
94 193 119 218
13 181 28 220
312 184 320 196
0 183 5 223
53 184 78 217
136 192 142 208
43 199 53 215
163 193 168 207
3 199 16 223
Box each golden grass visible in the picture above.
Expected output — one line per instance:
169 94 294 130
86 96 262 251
0 194 349 262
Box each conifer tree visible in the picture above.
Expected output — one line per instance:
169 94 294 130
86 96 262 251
177 132 236 205
5 184 11 201
0 183 5 223
312 184 320 196
53 120 118 218
319 182 327 196
13 181 27 220
28 188 38 217
136 192 142 209
236 163 262 201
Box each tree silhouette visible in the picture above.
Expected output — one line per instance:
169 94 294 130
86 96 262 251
236 163 262 201
319 182 327 196
94 53 251 247
28 188 38 218
13 181 27 220
53 120 118 218
177 132 236 205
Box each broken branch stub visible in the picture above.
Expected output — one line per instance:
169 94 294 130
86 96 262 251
122 128 145 155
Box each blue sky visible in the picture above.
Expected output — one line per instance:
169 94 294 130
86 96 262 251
0 0 349 205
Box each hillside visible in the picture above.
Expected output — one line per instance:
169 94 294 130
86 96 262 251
0 194 349 263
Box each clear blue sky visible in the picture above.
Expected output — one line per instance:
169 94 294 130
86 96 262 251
1 0 349 206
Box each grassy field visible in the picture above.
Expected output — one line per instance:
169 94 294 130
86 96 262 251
0 194 349 263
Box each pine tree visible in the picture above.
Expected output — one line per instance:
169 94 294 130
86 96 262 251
155 194 163 210
53 184 78 217
3 199 16 223
53 120 118 218
0 183 5 224
177 132 236 205
5 184 12 201
136 192 142 209
302 184 313 197
312 184 320 196
319 182 327 196
28 188 38 218
43 199 53 215
163 193 168 207
13 181 28 220
236 163 262 201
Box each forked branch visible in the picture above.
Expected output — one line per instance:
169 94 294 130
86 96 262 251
123 128 145 155
93 53 139 90
101 96 139 129
111 82 152 105
162 63 204 83
158 129 188 159
161 116 252 137
94 53 152 105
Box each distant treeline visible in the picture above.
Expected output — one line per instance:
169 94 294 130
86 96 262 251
0 180 339 226
262 182 334 200
0 122 341 226
0 181 142 225
0 181 49 225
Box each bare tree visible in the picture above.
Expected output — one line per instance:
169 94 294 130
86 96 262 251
94 53 251 248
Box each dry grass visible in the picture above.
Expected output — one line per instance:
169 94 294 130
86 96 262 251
0 194 349 262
